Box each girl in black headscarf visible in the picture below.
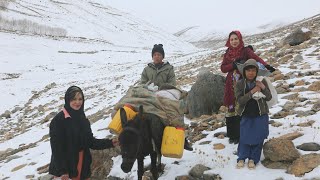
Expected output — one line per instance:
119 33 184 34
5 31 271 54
49 86 118 180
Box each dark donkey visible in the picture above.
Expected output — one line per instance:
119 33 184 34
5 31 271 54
119 105 165 180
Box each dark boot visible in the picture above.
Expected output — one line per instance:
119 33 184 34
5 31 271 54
227 116 241 144
226 117 233 138
184 138 193 151
232 116 241 144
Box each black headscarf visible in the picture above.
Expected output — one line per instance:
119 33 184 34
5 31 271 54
64 86 88 151
64 86 85 119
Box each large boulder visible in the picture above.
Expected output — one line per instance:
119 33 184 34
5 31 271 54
296 143 320 151
189 164 211 178
186 69 225 118
282 28 312 46
90 147 120 179
263 138 300 162
287 153 320 177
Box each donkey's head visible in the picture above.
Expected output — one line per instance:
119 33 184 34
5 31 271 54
119 105 143 173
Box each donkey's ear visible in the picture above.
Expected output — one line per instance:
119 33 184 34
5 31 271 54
136 105 143 128
120 108 127 127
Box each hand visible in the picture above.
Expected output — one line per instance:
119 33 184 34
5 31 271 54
112 138 119 147
234 58 242 63
250 86 261 94
265 64 276 72
232 61 238 70
256 81 266 90
61 174 69 180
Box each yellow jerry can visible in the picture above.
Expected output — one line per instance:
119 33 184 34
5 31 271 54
108 104 137 134
161 126 185 158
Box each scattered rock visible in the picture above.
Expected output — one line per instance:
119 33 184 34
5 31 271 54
263 138 300 162
308 38 318 45
295 110 315 117
293 54 304 62
282 101 296 111
278 132 304 141
38 174 54 180
274 178 284 180
1 110 11 119
311 100 320 112
278 54 293 63
213 143 225 150
295 80 305 86
91 147 121 179
274 74 285 81
187 70 225 118
276 87 288 94
261 159 291 169
203 173 222 180
217 134 225 139
297 120 315 127
271 111 289 119
37 163 49 174
175 175 196 180
213 132 227 138
5 155 22 163
25 175 34 179
287 153 320 177
11 164 27 172
299 97 308 102
191 134 207 142
142 170 153 180
282 28 312 46
297 143 320 151
308 81 320 91
199 141 211 145
12 106 22 114
271 122 283 127
38 105 45 112
41 112 56 124
189 164 211 178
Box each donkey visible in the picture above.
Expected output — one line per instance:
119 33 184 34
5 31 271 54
119 105 165 180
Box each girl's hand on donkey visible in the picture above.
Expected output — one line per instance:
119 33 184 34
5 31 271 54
112 138 119 147
60 174 69 180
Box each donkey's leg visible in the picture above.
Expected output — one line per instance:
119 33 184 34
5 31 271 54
150 151 159 179
137 156 144 180
157 154 163 173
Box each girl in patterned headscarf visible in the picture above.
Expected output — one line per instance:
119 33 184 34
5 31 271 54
220 30 274 144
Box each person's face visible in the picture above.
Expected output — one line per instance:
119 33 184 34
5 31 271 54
229 34 240 48
152 52 163 64
245 68 257 81
70 92 83 110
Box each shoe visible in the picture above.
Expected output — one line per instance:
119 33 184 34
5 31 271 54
236 160 245 169
233 150 238 155
184 139 193 151
229 138 235 144
248 160 256 170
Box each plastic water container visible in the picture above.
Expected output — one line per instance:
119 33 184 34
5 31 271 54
161 126 185 158
108 104 137 134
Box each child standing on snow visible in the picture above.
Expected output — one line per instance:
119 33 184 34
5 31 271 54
49 86 118 180
234 59 272 169
220 30 275 145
